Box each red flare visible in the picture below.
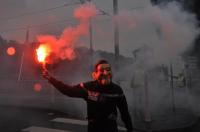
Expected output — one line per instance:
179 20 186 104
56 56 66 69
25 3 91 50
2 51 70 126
36 44 51 64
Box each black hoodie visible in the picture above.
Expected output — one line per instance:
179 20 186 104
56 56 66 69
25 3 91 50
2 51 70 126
48 77 133 132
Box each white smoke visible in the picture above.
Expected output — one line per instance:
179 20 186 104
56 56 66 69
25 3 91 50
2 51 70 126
114 1 199 66
107 2 200 125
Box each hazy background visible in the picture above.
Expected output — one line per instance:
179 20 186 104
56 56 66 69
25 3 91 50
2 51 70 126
0 0 200 130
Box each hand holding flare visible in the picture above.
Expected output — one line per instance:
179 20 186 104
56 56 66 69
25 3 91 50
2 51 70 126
36 44 51 79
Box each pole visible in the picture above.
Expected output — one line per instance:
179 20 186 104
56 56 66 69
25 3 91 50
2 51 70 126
18 52 24 82
88 0 93 71
81 0 93 70
25 27 29 44
18 27 29 82
170 63 176 113
144 71 151 122
184 64 191 113
113 0 119 62
89 18 93 57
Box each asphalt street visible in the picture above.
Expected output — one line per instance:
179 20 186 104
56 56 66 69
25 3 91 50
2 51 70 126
1 105 200 132
0 105 128 132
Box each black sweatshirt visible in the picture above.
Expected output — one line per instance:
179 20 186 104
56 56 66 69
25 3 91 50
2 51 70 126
48 77 133 132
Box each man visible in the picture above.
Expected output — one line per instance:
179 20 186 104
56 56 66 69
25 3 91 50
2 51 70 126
43 59 133 132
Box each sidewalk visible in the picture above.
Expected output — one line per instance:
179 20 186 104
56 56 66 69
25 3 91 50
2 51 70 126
133 108 198 132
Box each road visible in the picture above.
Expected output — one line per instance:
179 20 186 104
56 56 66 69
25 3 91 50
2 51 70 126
0 105 128 132
1 105 200 132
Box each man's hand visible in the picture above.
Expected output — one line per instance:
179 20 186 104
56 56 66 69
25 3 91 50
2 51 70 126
42 70 51 80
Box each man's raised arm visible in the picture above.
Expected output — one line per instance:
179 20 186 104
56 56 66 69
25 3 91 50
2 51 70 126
43 70 87 98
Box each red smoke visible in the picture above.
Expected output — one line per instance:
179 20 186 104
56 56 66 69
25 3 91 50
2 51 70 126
74 3 97 20
37 2 97 63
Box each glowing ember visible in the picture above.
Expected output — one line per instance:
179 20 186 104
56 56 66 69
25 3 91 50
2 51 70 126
7 47 16 56
34 83 42 92
36 44 51 63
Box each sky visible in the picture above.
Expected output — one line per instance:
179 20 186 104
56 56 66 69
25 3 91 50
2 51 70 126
0 0 198 61
0 0 150 57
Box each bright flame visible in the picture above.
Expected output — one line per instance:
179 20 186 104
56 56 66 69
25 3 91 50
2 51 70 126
36 44 51 63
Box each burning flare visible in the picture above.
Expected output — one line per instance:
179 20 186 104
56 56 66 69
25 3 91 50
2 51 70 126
36 44 51 70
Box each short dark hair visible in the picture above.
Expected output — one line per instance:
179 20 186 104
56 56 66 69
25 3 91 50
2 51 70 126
94 59 109 71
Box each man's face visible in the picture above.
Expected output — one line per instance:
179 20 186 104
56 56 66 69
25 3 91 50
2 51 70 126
93 63 112 85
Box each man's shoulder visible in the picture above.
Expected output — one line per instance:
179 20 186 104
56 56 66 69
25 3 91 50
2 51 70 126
111 82 123 93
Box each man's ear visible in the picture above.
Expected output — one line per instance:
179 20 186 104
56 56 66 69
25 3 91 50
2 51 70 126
92 72 97 80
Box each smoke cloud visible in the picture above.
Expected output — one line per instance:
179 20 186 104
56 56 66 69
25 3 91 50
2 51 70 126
109 2 200 127
37 2 97 62
114 1 199 66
